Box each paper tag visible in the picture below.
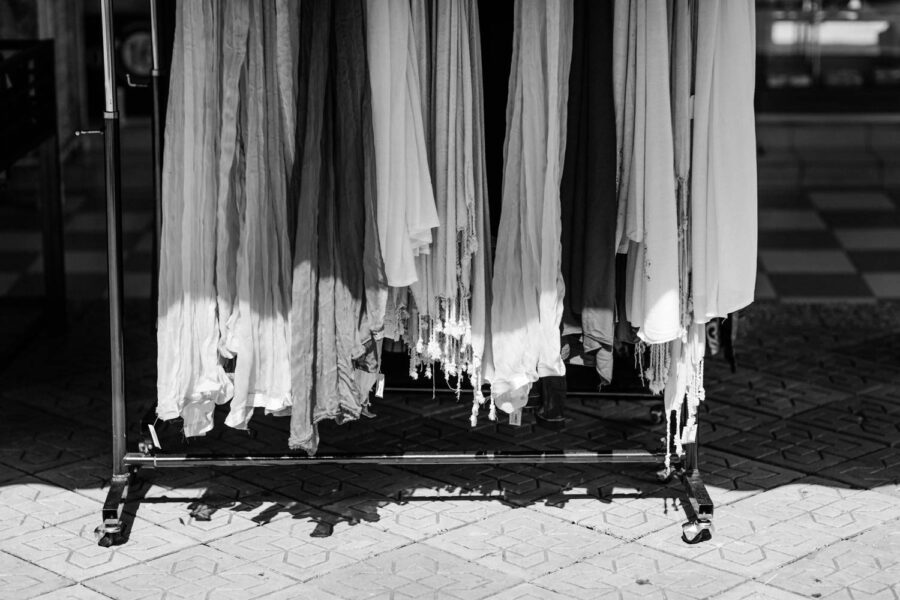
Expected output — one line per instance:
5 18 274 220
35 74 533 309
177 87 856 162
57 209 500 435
375 374 386 398
148 422 162 449
509 409 522 427
682 415 698 444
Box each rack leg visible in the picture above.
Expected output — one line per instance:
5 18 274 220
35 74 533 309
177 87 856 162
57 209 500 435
95 470 133 547
679 430 714 544
97 0 130 547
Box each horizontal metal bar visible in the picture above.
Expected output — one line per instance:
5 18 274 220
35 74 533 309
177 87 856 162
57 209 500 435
757 112 900 125
383 386 656 399
125 449 665 468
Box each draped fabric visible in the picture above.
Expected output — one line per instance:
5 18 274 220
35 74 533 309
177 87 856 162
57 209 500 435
490 0 574 415
560 0 617 385
365 0 439 289
618 0 681 346
288 0 387 454
691 0 758 323
157 1 232 437
226 0 294 429
158 0 298 437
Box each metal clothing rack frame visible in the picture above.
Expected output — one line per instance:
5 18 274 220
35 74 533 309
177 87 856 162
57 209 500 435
95 0 713 547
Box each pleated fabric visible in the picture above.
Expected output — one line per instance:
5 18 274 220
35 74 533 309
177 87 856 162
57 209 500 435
490 0 573 415
288 0 387 454
560 0 617 385
691 0 758 323
365 0 439 289
157 1 232 437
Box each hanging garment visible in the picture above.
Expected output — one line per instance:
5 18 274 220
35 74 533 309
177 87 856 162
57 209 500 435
669 0 693 326
691 0 758 323
559 0 617 385
157 1 232 437
398 0 492 402
226 0 295 430
490 0 574 415
365 0 440 288
619 0 681 346
289 0 387 454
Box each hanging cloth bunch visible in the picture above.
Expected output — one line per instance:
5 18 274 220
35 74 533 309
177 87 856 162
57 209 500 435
690 0 758 323
379 0 493 403
157 0 297 437
559 0 617 386
288 0 388 455
489 0 574 418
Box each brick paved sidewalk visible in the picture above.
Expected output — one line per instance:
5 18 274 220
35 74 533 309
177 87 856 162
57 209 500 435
0 301 898 599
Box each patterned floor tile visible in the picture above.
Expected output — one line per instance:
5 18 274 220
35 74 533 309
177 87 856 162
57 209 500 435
707 420 885 473
809 191 896 211
532 542 745 599
0 476 101 528
424 509 622 580
791 395 900 446
835 227 900 250
760 250 856 274
763 538 900 599
308 544 520 600
730 477 900 538
35 460 115 504
209 518 411 582
863 272 900 299
0 513 197 581
758 209 827 231
84 545 296 600
484 584 571 600
527 494 687 542
637 502 833 578
685 448 804 507
714 581 809 600
0 549 73 600
820 448 900 497
32 584 112 600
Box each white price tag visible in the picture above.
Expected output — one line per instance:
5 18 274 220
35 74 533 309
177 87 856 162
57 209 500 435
148 422 162 449
509 409 522 427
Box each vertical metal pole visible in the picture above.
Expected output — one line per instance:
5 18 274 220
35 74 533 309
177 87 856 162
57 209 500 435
149 0 162 307
101 0 128 477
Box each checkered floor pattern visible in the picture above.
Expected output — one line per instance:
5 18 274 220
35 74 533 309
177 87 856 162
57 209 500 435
757 189 900 302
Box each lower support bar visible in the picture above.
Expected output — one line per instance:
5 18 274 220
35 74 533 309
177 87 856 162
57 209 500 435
125 449 665 468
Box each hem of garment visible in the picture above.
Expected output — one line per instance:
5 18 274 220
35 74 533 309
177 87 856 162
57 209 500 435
691 294 754 325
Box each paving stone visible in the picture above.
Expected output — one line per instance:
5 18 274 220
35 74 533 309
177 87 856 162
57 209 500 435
730 477 900 538
84 545 296 599
0 550 73 600
0 513 196 581
424 509 622 580
308 544 520 599
714 581 809 600
31 585 112 600
209 518 411 582
707 420 885 473
483 584 572 600
0 476 100 529
765 538 900 599
640 501 841 578
792 395 900 446
532 542 745 599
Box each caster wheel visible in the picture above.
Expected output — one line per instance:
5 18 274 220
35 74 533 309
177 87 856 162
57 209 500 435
649 406 664 425
94 525 125 547
681 520 713 544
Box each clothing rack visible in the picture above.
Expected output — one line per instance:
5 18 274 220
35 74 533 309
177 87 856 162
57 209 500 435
94 0 713 547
